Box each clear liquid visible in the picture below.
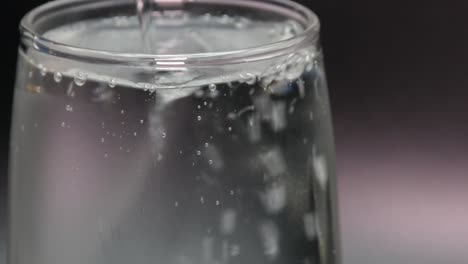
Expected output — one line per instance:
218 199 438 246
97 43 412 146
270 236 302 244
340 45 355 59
135 0 154 52
10 14 336 264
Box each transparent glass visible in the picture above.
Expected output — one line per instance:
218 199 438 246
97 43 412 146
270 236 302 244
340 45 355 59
9 1 339 264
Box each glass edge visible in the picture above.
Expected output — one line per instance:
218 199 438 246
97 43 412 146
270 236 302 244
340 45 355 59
19 0 321 66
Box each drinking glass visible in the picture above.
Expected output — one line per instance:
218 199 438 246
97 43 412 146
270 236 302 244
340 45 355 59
9 0 340 264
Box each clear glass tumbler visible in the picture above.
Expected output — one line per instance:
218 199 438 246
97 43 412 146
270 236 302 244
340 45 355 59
9 0 339 264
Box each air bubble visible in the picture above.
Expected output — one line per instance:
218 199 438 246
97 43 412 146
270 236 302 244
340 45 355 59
209 84 217 93
144 83 152 91
235 17 250 29
65 105 73 112
297 79 306 99
220 14 231 24
303 213 317 240
220 209 237 234
108 78 116 88
259 221 280 259
271 102 287 132
39 65 47 76
289 99 298 114
53 72 63 83
157 153 164 162
74 72 87 86
240 73 256 85
312 151 328 188
203 13 212 21
260 183 287 213
230 244 241 257
248 115 261 143
260 148 287 178
33 37 40 50
195 90 204 98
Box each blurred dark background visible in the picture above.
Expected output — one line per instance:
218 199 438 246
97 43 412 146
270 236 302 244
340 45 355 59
1 0 468 263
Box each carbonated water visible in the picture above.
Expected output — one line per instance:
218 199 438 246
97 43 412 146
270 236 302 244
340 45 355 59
10 12 335 264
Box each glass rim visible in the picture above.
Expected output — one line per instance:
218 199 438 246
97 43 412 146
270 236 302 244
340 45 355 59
20 0 320 66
